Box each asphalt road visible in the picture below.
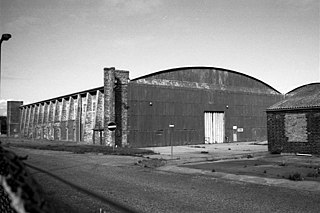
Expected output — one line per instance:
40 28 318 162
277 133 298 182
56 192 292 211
9 147 320 213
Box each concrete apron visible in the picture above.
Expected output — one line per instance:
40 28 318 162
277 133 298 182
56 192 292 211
158 164 320 193
142 142 320 193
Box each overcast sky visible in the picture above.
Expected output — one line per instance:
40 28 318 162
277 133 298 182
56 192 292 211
0 0 319 108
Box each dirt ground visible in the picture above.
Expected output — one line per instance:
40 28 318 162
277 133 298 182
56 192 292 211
181 154 320 182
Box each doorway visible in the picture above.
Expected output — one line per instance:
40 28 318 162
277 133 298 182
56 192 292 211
204 112 225 144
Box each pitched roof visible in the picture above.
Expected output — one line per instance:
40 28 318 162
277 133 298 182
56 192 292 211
267 83 320 111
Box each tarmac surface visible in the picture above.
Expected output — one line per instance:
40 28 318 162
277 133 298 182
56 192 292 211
3 138 320 193
142 141 320 192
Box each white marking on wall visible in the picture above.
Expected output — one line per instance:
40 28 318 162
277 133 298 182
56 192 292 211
204 112 225 143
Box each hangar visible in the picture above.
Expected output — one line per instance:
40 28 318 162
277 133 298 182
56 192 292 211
11 66 283 147
267 83 320 154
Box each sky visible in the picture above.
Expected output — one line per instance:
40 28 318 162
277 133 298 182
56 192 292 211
0 0 319 115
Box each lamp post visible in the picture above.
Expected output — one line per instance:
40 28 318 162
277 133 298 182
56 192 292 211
0 33 12 97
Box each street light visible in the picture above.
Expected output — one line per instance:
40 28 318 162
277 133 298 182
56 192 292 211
0 33 12 97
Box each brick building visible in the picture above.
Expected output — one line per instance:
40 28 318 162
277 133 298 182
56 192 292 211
267 83 320 154
12 66 283 147
7 101 23 138
0 116 7 135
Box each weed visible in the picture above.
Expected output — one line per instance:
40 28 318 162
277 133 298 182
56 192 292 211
270 148 282 154
247 154 253 159
306 169 320 178
263 170 267 174
288 172 303 181
191 145 205 148
135 158 166 168
73 150 85 154
306 172 319 178
212 169 216 172
279 161 287 166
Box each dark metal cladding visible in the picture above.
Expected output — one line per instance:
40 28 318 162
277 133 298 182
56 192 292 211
128 67 283 147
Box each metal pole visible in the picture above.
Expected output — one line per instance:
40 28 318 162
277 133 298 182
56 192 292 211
169 124 174 159
0 34 12 97
170 128 172 158
0 40 2 97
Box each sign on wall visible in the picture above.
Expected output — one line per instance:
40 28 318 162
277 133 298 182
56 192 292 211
107 122 117 131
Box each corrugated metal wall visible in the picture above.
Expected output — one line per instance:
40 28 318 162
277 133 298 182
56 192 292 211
128 83 283 147
128 68 284 147
128 84 203 147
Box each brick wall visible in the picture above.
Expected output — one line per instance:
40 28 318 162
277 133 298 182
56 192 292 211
114 70 129 147
7 101 23 137
104 68 129 147
104 67 115 146
267 109 320 154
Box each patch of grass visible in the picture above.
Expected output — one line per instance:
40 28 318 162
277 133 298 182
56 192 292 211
306 168 320 178
190 145 205 148
279 161 287 166
135 158 166 168
73 150 86 154
5 142 155 156
247 154 253 159
270 149 282 154
288 172 303 181
306 172 319 178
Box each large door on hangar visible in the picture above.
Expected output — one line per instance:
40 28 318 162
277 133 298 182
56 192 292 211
204 112 225 144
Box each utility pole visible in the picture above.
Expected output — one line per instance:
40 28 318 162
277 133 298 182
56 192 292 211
0 33 12 97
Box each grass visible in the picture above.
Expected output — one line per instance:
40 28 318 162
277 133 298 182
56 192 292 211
182 158 320 183
279 161 287 166
288 172 303 181
306 172 320 178
1 139 154 156
135 158 166 168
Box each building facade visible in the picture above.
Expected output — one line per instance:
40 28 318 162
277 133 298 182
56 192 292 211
0 116 7 135
7 101 23 138
267 83 320 154
13 66 283 147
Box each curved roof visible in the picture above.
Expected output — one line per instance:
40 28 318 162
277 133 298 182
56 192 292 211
131 66 281 94
268 83 320 111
